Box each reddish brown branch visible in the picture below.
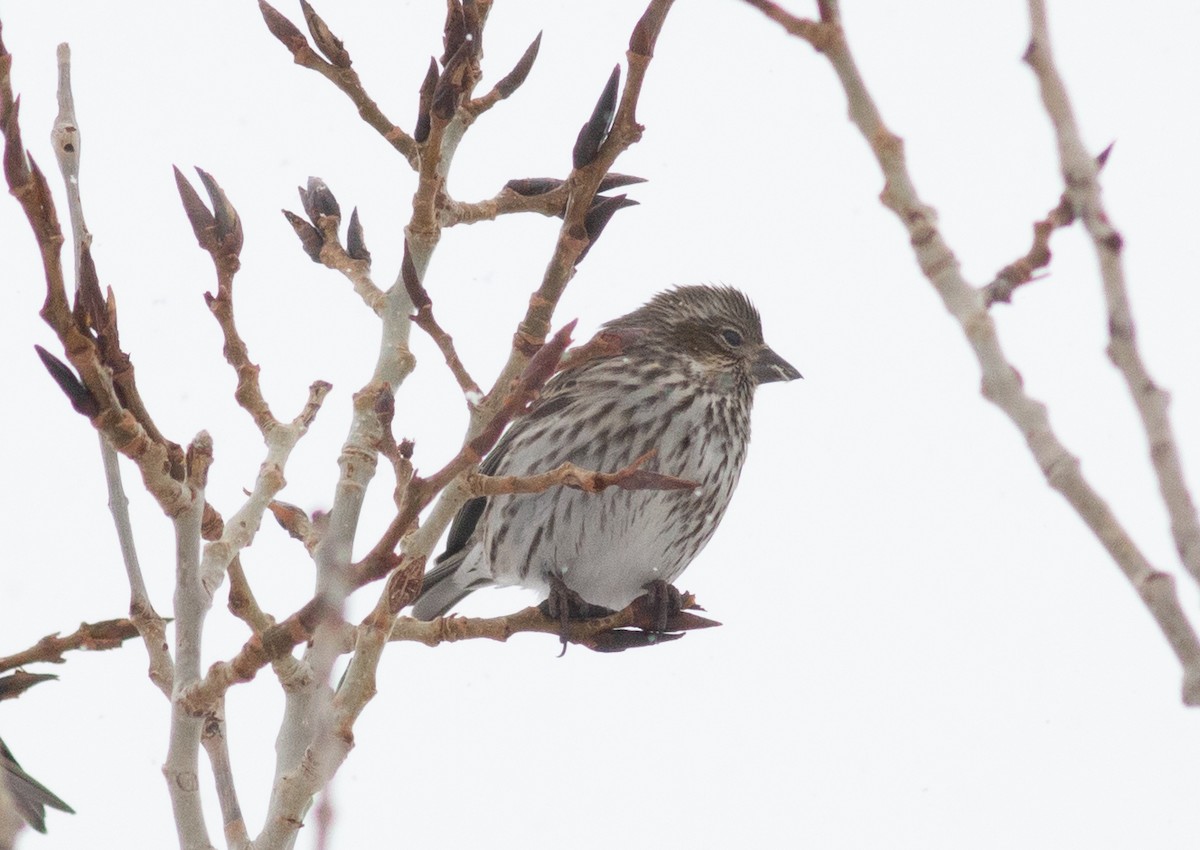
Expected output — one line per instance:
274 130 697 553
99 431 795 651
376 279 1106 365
481 0 676 418
401 247 482 401
982 144 1113 307
2 49 193 515
466 450 698 498
0 619 139 673
388 592 719 653
258 0 418 167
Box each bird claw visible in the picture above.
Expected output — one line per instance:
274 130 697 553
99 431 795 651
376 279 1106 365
539 574 615 655
639 579 683 634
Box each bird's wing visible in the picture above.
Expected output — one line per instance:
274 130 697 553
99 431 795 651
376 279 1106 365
436 366 588 563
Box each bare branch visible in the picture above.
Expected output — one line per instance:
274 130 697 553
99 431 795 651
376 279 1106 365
478 0 676 425
257 0 418 167
1025 0 1200 604
401 245 482 403
982 144 1112 307
466 450 698 498
744 0 1200 704
0 619 139 673
388 591 719 653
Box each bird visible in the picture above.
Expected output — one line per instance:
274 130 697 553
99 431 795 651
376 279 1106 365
411 284 801 622
0 736 74 834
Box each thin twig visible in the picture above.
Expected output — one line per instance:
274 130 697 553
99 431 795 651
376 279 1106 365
465 450 698 497
1025 0 1200 594
745 0 1200 704
981 145 1112 307
0 619 139 672
200 701 250 850
257 1 418 167
49 42 174 696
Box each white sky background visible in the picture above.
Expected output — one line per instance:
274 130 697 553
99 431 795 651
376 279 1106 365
1 1 1198 847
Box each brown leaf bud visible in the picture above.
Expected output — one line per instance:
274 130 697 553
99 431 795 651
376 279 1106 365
282 209 323 262
34 344 100 418
572 65 620 169
301 176 341 224
597 173 647 192
442 0 466 64
578 193 638 262
346 207 371 262
495 31 542 99
432 37 473 120
258 0 310 56
299 0 352 68
195 167 243 257
173 165 218 252
590 629 685 652
73 245 104 338
504 177 562 197
414 56 439 144
400 245 431 310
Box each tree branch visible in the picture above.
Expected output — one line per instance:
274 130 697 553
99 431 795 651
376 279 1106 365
0 619 139 673
257 0 419 167
744 0 1200 704
1025 0 1200 597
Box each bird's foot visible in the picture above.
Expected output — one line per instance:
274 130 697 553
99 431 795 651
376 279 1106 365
640 579 684 634
539 574 614 655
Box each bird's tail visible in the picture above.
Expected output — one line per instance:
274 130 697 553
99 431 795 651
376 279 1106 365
411 549 480 621
1 739 74 834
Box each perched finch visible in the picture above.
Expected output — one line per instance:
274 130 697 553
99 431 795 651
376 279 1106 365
411 285 800 621
0 736 73 834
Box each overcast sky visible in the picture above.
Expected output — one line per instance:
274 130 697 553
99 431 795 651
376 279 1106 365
1 2 1199 848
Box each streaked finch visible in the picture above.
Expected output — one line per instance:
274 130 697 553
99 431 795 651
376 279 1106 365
412 285 800 620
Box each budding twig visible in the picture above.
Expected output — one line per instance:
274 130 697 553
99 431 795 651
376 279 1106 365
257 0 418 167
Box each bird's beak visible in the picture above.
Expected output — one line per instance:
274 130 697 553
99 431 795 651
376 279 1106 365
752 345 802 384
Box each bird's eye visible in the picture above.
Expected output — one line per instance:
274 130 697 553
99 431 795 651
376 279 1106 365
721 328 743 347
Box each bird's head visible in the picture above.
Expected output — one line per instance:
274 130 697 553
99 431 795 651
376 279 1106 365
603 285 802 386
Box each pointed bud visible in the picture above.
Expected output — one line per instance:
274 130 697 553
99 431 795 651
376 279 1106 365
400 245 431 310
173 165 218 251
442 0 466 65
578 194 638 262
301 176 340 223
258 0 310 56
590 629 685 652
282 209 323 262
35 345 100 417
504 177 563 197
299 0 351 68
572 65 620 169
495 32 542 99
414 56 439 144
73 244 104 337
432 37 473 120
346 207 371 262
195 167 243 257
597 173 647 193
